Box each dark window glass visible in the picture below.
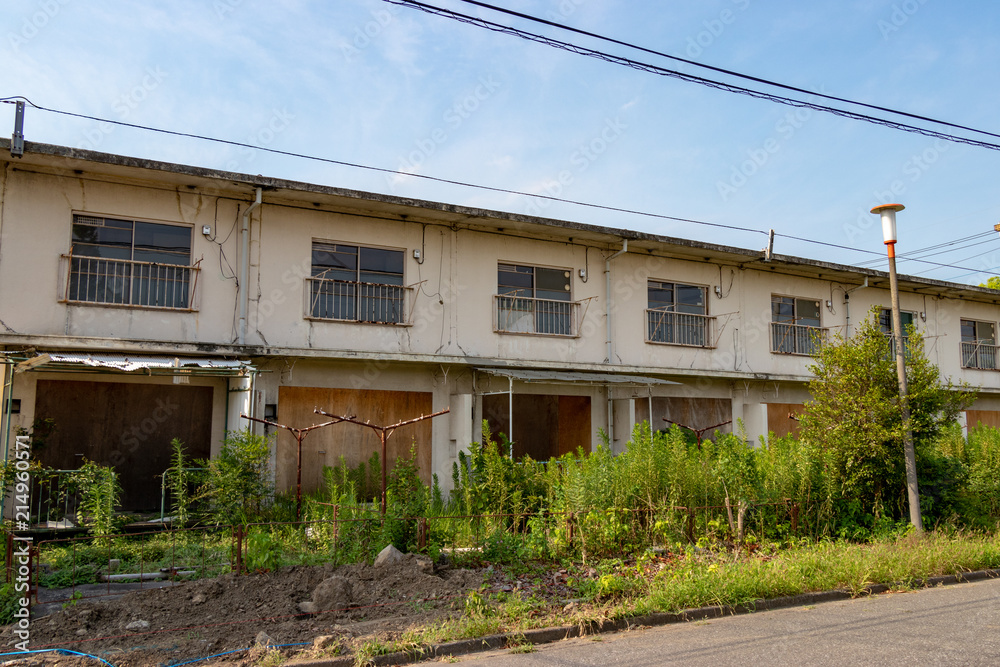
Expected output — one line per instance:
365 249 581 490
498 264 534 295
360 247 404 285
535 267 571 301
879 309 915 335
676 285 706 314
648 282 673 310
134 222 191 265
797 300 821 328
771 296 795 323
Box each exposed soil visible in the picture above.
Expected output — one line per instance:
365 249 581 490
1 554 486 666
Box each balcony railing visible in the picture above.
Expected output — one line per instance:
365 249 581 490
306 277 412 325
494 294 580 337
961 340 998 370
646 309 715 348
62 254 199 310
771 322 826 356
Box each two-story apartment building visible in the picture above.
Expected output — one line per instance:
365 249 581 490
2 140 999 510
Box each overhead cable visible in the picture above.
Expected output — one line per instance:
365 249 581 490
449 0 1000 141
387 0 1000 152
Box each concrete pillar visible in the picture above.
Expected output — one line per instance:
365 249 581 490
611 398 636 453
730 398 745 437
958 410 969 439
444 394 473 491
742 402 769 446
472 393 483 445
227 373 252 435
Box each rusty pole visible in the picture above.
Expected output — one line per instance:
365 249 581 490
315 407 450 515
243 413 351 520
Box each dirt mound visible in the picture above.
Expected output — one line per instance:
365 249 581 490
3 554 484 665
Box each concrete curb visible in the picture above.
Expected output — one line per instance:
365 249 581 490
287 568 1000 666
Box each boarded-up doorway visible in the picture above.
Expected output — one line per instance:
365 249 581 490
637 397 733 437
275 386 434 496
766 403 805 437
33 380 213 511
482 394 591 460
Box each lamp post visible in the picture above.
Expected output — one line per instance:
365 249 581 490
871 203 923 533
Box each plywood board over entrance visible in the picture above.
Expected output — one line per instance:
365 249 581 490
766 402 805 437
33 380 213 511
636 397 733 435
966 410 1000 430
482 394 591 460
276 386 433 495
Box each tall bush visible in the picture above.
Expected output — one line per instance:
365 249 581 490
799 310 973 521
197 429 273 525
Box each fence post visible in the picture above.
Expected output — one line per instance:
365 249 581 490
332 505 339 550
4 532 12 584
418 517 427 551
686 508 695 544
234 525 244 575
566 512 574 548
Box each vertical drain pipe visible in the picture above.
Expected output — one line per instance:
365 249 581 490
604 240 628 447
238 187 262 345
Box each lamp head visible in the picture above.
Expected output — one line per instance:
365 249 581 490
871 203 905 244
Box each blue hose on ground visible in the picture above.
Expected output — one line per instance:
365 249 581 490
165 642 312 666
0 648 116 666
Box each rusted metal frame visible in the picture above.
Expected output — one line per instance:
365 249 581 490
314 407 450 515
662 418 734 448
242 413 352 520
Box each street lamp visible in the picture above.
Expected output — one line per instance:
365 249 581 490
871 203 923 533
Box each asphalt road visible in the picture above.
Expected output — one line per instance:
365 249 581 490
455 577 1000 666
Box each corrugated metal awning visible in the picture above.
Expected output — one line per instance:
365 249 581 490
477 368 679 386
20 352 252 375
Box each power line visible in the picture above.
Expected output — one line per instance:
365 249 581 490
0 97 768 238
449 0 1000 142
388 0 1000 152
1 97 993 278
776 232 995 274
854 231 996 267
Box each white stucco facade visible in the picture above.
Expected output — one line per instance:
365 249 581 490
2 140 999 504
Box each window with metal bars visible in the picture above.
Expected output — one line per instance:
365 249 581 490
66 214 194 309
961 318 997 370
496 263 575 335
771 295 823 355
646 280 711 347
308 241 406 323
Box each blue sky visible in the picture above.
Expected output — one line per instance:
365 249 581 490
3 0 999 284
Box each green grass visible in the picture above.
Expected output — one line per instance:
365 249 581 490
345 531 1000 664
36 530 234 588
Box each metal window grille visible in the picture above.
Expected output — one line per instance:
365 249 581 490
64 254 197 310
646 309 715 347
770 322 825 356
494 294 578 336
307 277 410 324
961 340 998 370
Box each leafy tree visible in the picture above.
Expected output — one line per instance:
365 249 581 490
979 276 1000 290
799 309 974 520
